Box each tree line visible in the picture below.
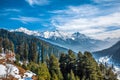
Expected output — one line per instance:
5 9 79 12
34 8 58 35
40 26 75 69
0 29 118 80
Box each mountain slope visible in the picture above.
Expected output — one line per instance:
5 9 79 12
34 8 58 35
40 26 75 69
39 31 110 52
0 29 68 59
12 27 111 52
93 41 120 66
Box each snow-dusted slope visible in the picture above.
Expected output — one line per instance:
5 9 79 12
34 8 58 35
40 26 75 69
11 27 89 40
95 56 120 80
11 27 111 52
40 31 90 41
40 30 72 40
11 27 40 36
0 64 36 79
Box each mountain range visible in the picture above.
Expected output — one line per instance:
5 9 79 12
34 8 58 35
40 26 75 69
93 41 120 66
11 27 116 52
0 29 68 59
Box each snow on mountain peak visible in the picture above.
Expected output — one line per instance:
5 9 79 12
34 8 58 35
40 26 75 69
41 30 72 40
11 27 90 40
11 27 40 36
72 32 89 39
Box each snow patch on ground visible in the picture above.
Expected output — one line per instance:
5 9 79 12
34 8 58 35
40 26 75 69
6 64 21 79
114 66 120 80
23 70 36 78
98 56 111 63
0 64 6 78
0 64 36 80
98 56 120 80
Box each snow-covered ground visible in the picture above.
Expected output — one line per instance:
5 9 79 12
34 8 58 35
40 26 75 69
6 64 21 79
98 56 111 63
0 64 36 80
114 66 120 80
0 64 6 78
98 56 120 80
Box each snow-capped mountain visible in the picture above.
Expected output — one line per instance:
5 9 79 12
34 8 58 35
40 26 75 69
39 31 111 52
11 27 89 40
11 27 112 52
10 27 40 36
40 30 90 40
40 30 73 40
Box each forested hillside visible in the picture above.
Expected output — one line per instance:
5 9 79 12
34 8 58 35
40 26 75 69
0 29 67 63
0 29 118 80
93 41 120 65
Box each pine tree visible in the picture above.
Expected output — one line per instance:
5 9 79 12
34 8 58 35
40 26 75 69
59 53 67 79
30 41 38 63
23 43 28 61
16 43 24 61
9 40 14 52
83 51 103 80
0 37 3 53
49 54 63 80
67 49 76 73
75 76 80 80
51 71 59 80
2 38 10 51
37 63 51 80
67 70 76 80
41 44 44 63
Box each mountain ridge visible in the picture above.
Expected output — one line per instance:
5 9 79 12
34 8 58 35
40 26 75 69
93 40 120 66
11 27 113 52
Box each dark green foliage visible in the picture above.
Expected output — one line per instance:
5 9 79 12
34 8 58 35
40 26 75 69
0 29 67 63
59 51 118 80
93 41 120 65
0 29 118 80
24 43 28 61
29 41 38 63
49 54 63 80
2 38 14 52
0 37 3 53
37 63 51 80
67 70 76 80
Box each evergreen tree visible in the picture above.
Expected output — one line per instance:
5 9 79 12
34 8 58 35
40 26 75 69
59 53 68 79
2 38 10 51
9 40 14 52
23 43 28 61
0 37 3 53
30 41 38 63
41 44 44 63
49 54 63 80
16 43 24 61
75 76 80 80
67 70 76 80
51 71 59 80
37 63 51 80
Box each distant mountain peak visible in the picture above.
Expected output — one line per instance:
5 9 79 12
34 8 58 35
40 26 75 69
11 27 40 36
72 32 89 39
17 27 28 31
9 27 113 52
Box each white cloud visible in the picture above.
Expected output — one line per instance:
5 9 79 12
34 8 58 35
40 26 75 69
50 5 120 40
10 16 41 24
0 9 21 16
4 9 21 12
93 0 120 7
50 5 99 18
91 29 120 40
93 0 120 3
25 0 50 6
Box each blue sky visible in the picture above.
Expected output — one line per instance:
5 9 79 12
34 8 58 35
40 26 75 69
0 0 120 39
